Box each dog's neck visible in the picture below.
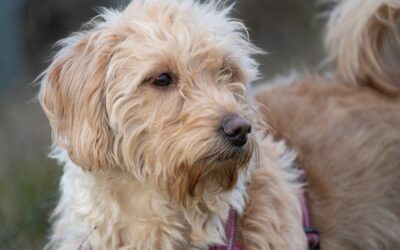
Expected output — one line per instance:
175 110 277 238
48 147 249 250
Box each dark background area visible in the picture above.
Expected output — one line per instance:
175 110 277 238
0 0 323 249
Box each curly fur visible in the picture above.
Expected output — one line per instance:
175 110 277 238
39 1 306 249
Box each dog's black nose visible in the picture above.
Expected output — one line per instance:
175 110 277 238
221 115 252 147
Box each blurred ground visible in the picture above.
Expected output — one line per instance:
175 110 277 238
0 0 323 249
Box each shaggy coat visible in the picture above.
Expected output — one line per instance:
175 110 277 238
38 0 400 249
39 1 305 249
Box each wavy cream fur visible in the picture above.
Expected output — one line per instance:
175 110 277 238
47 147 248 249
39 0 306 249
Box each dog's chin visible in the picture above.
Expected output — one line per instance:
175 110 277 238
202 141 254 184
163 139 255 206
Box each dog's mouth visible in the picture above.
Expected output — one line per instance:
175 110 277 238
203 138 254 165
215 148 244 162
202 147 238 163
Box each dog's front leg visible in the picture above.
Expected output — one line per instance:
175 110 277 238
238 165 307 250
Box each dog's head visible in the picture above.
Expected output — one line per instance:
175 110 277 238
39 0 260 204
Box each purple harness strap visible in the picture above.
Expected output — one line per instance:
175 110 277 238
301 192 320 250
209 208 243 250
210 192 320 250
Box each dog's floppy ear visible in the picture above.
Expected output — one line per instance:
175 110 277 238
325 0 400 95
39 26 121 170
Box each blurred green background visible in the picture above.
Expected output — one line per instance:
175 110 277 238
0 0 323 249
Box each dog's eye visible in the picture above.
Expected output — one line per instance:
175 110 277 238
221 67 232 76
153 73 173 87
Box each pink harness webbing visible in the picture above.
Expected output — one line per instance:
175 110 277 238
301 192 320 250
209 207 243 250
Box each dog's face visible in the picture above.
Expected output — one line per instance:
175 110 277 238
39 0 260 204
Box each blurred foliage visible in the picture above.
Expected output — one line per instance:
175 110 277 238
0 0 323 249
0 89 61 249
0 162 59 249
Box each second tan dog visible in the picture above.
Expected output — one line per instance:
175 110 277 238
256 0 400 249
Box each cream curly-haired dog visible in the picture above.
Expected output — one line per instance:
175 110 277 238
38 0 400 249
39 1 304 249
